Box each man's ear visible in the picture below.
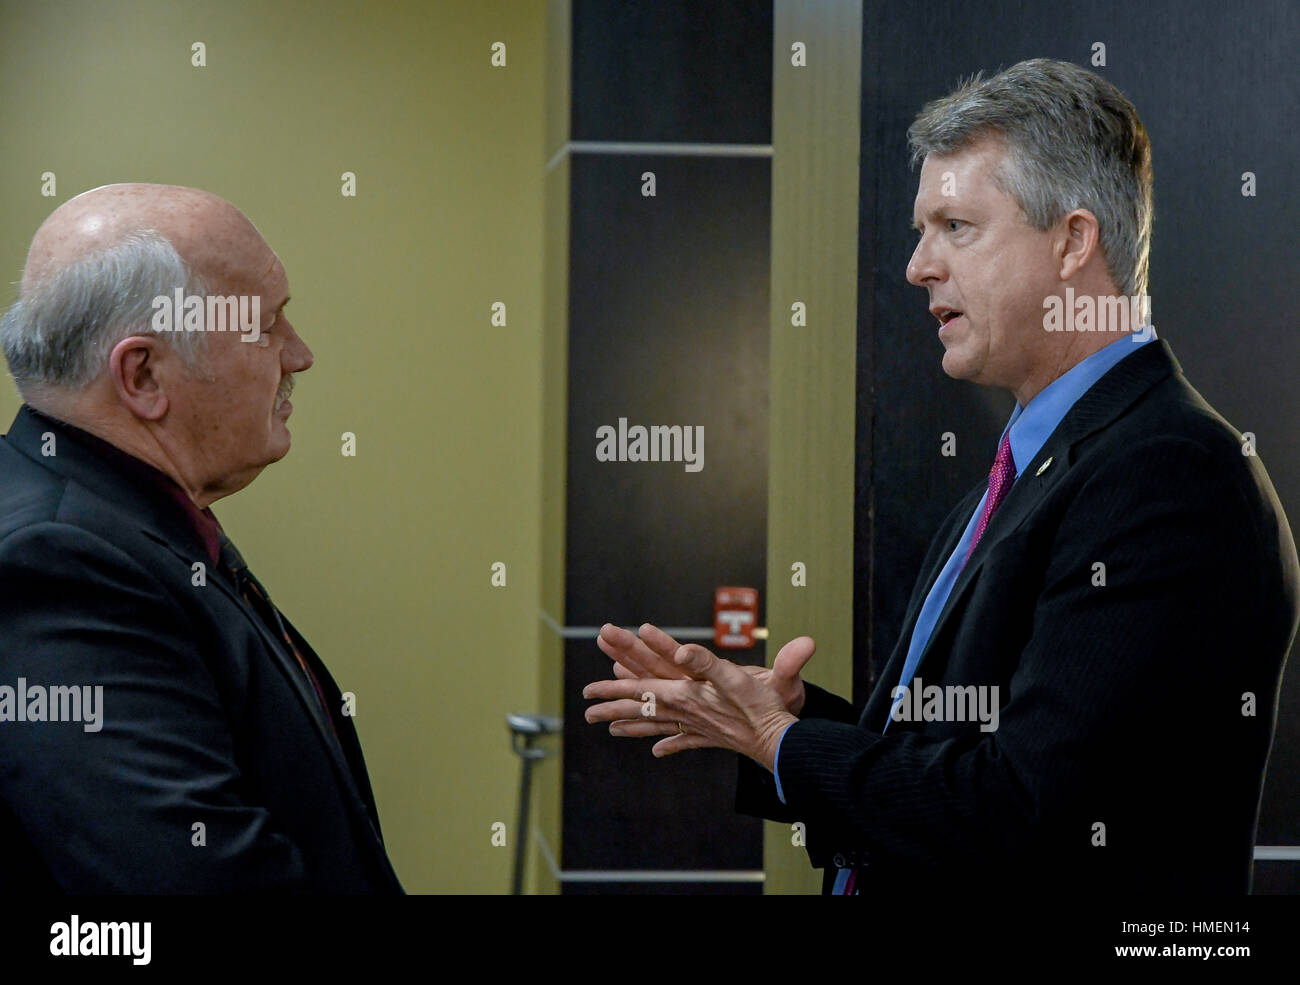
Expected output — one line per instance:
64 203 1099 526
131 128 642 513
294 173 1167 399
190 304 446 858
1057 208 1103 281
108 335 170 421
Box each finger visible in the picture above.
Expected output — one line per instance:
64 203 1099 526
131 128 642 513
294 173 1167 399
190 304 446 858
585 677 689 723
584 698 651 723
674 643 751 693
650 732 716 758
597 623 691 680
582 678 651 702
772 635 817 681
608 720 681 737
595 627 653 677
613 662 637 680
636 623 700 675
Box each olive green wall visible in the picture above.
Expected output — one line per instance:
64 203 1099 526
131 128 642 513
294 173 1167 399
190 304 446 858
764 0 862 893
0 0 549 893
534 0 570 896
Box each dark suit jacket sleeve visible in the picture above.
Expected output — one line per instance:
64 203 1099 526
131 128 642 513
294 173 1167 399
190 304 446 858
0 522 313 892
734 681 857 822
772 436 1270 867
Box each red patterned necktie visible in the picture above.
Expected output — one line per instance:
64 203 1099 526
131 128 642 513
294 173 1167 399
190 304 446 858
961 431 1017 571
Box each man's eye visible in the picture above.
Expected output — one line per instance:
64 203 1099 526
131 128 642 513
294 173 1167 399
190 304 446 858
946 219 964 231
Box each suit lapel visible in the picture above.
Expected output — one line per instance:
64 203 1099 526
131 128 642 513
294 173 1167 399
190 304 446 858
278 611 387 834
862 482 984 728
861 337 1180 730
147 532 400 887
145 532 370 802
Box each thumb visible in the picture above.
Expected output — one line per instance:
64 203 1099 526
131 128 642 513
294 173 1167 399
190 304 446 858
772 636 816 681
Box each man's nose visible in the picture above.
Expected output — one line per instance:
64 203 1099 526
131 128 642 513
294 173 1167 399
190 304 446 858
281 319 314 372
906 238 944 287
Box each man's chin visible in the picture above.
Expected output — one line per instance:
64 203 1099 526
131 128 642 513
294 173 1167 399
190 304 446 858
265 424 292 462
940 350 975 380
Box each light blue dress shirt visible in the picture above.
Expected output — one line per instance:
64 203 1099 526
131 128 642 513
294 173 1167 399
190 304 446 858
772 327 1157 808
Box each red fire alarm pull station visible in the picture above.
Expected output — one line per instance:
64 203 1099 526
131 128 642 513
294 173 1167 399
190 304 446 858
714 587 758 649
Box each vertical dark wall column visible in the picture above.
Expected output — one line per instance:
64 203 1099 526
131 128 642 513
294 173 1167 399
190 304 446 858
555 1 774 893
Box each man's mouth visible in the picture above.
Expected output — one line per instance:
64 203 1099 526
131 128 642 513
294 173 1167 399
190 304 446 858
934 308 965 332
274 376 294 412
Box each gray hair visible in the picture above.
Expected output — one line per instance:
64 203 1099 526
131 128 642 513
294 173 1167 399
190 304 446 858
908 58 1153 302
0 229 211 394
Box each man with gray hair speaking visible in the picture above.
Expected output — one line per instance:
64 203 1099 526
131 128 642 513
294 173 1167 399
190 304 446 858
0 184 403 892
585 59 1300 894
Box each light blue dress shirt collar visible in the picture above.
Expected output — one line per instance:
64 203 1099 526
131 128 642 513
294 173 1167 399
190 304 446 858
1001 327 1158 478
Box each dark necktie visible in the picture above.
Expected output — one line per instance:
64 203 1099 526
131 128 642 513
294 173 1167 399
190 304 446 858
216 530 341 742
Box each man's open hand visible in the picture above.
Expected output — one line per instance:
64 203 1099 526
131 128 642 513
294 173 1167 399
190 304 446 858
595 622 814 715
584 623 817 770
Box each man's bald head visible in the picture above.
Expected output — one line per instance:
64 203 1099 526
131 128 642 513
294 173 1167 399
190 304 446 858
21 183 272 299
0 182 310 508
1 183 279 398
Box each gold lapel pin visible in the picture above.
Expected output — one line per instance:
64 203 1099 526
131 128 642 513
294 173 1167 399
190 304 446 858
1035 456 1054 476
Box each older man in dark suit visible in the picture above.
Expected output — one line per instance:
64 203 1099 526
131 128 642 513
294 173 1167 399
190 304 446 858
583 59 1300 894
0 183 403 892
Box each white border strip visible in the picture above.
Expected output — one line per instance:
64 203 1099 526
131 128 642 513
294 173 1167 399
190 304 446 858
1254 845 1300 860
540 609 715 640
546 140 774 172
535 827 764 883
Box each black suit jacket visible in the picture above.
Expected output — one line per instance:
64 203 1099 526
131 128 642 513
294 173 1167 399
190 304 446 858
0 406 404 893
738 337 1300 894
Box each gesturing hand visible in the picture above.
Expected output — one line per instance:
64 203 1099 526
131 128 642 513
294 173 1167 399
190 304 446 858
584 623 817 770
596 622 814 715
